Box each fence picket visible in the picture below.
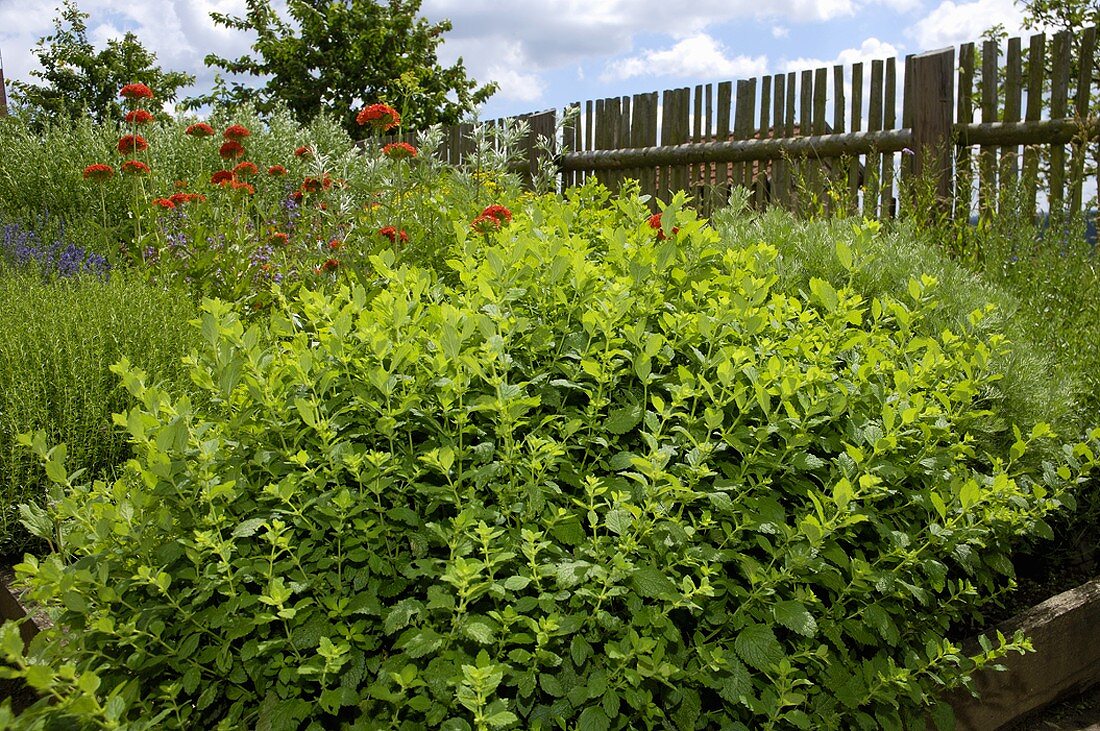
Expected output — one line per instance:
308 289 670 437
980 39 1000 218
957 43 976 220
1049 31 1071 218
1071 25 1097 216
881 58 897 219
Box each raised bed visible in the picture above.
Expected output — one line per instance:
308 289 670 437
946 576 1100 730
2 574 1098 727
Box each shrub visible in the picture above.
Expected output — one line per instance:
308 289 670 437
0 268 201 553
3 193 1097 729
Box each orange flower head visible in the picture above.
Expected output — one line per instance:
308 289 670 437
219 140 246 160
119 83 154 100
232 161 258 177
185 122 216 138
356 103 401 131
121 160 150 176
82 163 115 182
117 134 149 155
382 141 418 160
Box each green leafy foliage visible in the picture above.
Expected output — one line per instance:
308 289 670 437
0 269 201 553
190 0 496 136
4 193 1098 728
9 0 194 129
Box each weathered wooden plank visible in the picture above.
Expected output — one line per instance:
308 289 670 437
526 109 557 189
619 95 632 191
834 64 851 213
703 83 715 214
1070 25 1097 216
980 39 1000 217
1022 34 1045 219
734 79 756 193
900 54 915 197
796 69 813 213
881 57 897 219
811 67 828 211
1002 37 1023 192
757 75 771 208
849 62 863 211
634 92 659 201
777 72 797 208
910 49 956 215
957 118 1100 145
1049 30 1071 217
563 102 581 189
956 42 976 221
864 59 884 218
716 81 733 205
772 73 787 210
561 128 913 170
676 87 694 195
692 84 704 204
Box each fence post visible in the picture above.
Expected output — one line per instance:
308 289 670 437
907 48 955 216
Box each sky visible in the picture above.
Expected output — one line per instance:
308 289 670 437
0 0 1036 122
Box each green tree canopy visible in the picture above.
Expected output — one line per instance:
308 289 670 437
10 0 194 128
188 0 497 137
1017 0 1098 32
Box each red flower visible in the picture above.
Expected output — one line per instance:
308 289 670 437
124 109 155 125
378 226 409 244
320 258 340 273
647 212 678 241
119 83 154 100
219 140 246 160
290 191 304 204
232 161 258 177
117 135 149 155
82 163 114 182
382 141 418 160
185 122 216 138
479 205 513 225
210 170 234 186
267 164 287 176
151 197 176 210
356 103 401 131
121 160 150 175
174 180 188 189
470 214 503 235
327 239 342 250
169 192 206 206
300 175 332 194
294 146 313 158
223 124 252 141
229 180 255 195
269 232 289 246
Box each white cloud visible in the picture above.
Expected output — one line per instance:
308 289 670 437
783 37 900 72
908 0 1025 50
482 43 546 104
772 26 790 38
601 33 769 82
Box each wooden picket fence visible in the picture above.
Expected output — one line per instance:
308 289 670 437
390 25 1099 223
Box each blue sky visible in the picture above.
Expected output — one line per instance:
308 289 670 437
0 0 1032 120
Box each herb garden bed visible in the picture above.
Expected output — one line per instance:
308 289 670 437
3 564 1099 728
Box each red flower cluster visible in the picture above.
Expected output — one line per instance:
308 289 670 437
378 226 409 244
231 180 255 195
223 124 251 141
125 109 155 125
185 122 216 138
356 103 401 131
647 212 678 241
267 164 287 176
121 160 150 176
382 142 418 160
82 163 115 182
294 146 313 158
320 258 340 273
219 140 246 160
119 83 154 100
327 239 343 251
300 175 333 194
269 232 289 246
232 161 258 177
151 197 176 210
470 204 513 234
117 134 149 155
169 192 206 206
211 170 234 185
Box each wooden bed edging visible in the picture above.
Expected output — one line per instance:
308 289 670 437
947 576 1100 730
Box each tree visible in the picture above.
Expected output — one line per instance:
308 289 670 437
10 0 195 128
1017 0 1098 33
188 0 497 136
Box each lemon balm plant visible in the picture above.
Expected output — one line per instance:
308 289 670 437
3 191 1098 730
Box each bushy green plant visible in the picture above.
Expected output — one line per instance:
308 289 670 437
0 268 201 553
712 201 1083 463
4 192 1098 730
